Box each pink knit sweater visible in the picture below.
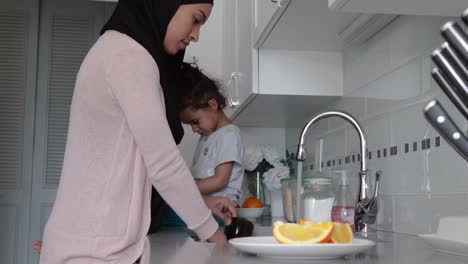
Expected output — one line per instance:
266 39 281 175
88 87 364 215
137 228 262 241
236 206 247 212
39 30 218 264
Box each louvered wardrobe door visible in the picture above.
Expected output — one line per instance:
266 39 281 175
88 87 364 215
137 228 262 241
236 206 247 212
0 0 39 263
28 0 110 263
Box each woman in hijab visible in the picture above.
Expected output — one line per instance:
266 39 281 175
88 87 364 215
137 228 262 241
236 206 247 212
39 0 235 263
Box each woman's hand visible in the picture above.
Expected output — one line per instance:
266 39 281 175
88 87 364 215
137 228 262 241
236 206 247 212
207 229 227 243
202 196 237 226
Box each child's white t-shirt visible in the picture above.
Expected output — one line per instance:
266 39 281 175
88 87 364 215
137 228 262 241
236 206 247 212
191 124 244 202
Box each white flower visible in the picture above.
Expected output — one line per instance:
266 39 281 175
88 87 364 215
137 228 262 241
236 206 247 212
262 165 290 190
262 146 282 166
244 145 264 171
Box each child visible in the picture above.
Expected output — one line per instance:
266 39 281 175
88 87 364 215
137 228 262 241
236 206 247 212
177 62 244 203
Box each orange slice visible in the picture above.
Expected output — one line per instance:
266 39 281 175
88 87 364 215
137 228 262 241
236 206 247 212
330 222 354 243
272 221 334 244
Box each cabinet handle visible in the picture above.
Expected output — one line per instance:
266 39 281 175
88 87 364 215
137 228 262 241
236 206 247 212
226 72 239 108
271 0 282 8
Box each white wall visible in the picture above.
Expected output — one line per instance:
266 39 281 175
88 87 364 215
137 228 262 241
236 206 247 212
241 127 286 153
286 15 468 235
177 0 224 166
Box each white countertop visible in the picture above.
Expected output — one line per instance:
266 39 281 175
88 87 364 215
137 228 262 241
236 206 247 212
147 227 468 264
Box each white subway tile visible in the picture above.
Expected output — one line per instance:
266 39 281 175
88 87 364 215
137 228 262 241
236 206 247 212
391 101 437 143
304 137 317 164
393 194 468 235
425 145 468 194
343 30 390 94
357 58 422 118
285 127 302 151
387 16 450 69
368 156 393 195
381 152 426 195
393 194 428 234
240 127 286 153
328 97 366 130
421 53 437 96
323 128 346 162
377 195 394 232
347 114 391 154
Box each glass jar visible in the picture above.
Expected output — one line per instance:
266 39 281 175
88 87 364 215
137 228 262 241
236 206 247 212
300 178 335 222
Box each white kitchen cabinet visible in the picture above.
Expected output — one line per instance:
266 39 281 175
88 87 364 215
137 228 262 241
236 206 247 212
228 0 400 128
253 0 292 48
232 49 343 128
221 0 254 118
231 0 351 127
221 0 238 118
235 0 254 110
329 0 468 17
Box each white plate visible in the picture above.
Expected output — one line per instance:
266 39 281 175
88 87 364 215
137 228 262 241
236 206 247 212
229 236 376 260
418 234 468 257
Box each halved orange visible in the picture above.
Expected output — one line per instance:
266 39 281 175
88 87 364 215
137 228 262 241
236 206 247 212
272 221 334 244
330 222 353 243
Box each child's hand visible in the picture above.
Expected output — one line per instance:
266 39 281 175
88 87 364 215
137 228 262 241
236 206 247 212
203 196 236 226
32 240 42 253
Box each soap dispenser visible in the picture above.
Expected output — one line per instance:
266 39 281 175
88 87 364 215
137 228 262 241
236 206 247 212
331 170 355 229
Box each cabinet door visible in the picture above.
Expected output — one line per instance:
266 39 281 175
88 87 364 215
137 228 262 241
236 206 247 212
29 0 110 263
0 0 39 263
329 0 468 16
222 0 239 118
254 0 278 44
236 0 254 106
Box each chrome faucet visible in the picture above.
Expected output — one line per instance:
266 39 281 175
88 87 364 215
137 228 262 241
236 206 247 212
295 110 381 234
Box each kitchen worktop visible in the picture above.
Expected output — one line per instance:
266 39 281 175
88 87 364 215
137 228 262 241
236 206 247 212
147 224 468 264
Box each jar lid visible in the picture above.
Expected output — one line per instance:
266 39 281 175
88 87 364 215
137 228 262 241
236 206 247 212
304 178 331 185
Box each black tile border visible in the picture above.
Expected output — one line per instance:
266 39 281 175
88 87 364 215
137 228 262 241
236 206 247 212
304 135 445 170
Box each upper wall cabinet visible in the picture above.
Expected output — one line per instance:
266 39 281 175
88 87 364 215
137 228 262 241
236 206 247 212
231 0 398 127
260 0 397 50
254 0 291 48
222 0 254 118
329 0 468 16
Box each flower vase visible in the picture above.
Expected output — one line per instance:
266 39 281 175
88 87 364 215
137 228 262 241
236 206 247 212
270 188 284 218
246 171 266 208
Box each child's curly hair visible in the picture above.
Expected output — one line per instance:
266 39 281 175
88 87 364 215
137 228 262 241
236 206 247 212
176 62 227 112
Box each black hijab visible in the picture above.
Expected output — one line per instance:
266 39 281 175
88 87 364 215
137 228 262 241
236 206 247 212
101 0 213 144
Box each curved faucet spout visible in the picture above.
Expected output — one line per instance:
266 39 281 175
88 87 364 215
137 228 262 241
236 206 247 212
295 110 379 234
296 111 367 173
